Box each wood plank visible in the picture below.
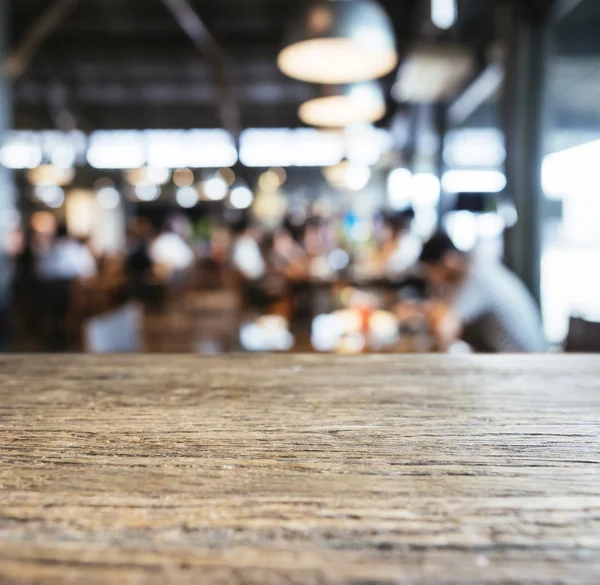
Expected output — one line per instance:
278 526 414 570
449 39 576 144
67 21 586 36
1 355 599 584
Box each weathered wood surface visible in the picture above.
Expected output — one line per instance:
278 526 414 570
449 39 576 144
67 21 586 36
1 355 600 584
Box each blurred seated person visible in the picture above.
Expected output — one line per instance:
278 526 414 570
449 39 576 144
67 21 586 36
373 208 421 279
231 217 291 315
231 217 266 282
201 225 235 290
125 218 154 296
149 220 194 280
210 226 232 265
271 228 308 281
37 223 97 281
302 217 337 281
37 224 97 350
419 232 547 353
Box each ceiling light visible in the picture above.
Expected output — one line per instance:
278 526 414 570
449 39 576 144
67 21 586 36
293 129 346 166
147 129 238 168
441 170 507 194
176 187 198 208
241 129 293 167
146 166 171 185
431 0 457 30
443 129 506 168
240 128 343 167
216 168 236 186
346 165 371 191
186 130 238 168
259 170 282 192
393 45 474 103
323 161 371 191
87 131 146 169
50 145 76 169
345 124 393 165
27 165 75 187
230 186 254 210
204 177 228 201
66 190 96 238
299 83 386 128
0 142 42 169
96 187 120 210
278 0 398 84
135 184 160 202
126 166 170 186
257 168 287 191
411 173 441 207
173 168 195 188
272 167 287 184
35 185 64 208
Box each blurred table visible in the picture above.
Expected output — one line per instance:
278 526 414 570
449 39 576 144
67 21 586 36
1 355 600 584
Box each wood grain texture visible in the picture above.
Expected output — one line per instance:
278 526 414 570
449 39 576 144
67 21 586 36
1 354 600 584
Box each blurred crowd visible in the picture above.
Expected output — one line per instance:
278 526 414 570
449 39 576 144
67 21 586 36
6 207 547 354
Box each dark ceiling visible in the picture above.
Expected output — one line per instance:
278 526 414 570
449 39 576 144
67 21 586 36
10 0 497 132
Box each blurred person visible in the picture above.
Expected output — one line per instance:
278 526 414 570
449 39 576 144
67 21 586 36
376 209 421 278
231 217 266 281
126 218 154 296
149 220 195 276
302 217 336 281
271 228 308 281
230 217 279 315
37 224 97 350
196 225 234 290
419 232 547 353
210 226 232 266
37 224 97 281
302 217 324 259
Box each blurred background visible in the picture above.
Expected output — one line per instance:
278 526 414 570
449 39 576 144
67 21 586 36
0 0 598 354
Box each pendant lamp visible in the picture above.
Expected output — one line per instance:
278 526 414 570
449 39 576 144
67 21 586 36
278 0 398 84
299 82 386 128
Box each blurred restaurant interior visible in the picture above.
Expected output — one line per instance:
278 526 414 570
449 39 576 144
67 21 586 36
0 0 599 354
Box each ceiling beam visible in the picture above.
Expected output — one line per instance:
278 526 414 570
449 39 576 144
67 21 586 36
160 0 242 146
551 0 586 22
447 62 504 126
5 0 79 81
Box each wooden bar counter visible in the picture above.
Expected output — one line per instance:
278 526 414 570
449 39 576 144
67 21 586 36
1 355 600 584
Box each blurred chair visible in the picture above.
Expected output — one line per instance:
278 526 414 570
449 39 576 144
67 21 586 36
84 302 143 353
565 317 600 352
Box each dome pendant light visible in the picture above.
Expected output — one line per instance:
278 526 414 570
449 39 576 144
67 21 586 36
299 82 386 128
278 0 398 84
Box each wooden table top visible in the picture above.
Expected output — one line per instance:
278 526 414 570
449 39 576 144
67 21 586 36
1 355 600 584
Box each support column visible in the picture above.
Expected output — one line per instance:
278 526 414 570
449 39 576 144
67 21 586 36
0 0 15 351
502 0 551 305
434 102 450 225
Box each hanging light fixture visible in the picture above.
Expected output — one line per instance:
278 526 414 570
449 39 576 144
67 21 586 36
278 0 398 84
323 160 371 191
27 165 75 187
431 0 457 30
299 82 386 128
